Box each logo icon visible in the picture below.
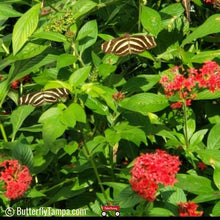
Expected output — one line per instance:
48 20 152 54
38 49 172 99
102 205 120 217
5 207 15 217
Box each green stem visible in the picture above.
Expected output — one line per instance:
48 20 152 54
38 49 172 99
183 100 189 149
83 139 109 204
0 118 8 142
138 0 142 32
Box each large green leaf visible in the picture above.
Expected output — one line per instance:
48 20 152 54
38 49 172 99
196 149 220 168
12 137 33 171
207 123 220 149
39 107 67 146
72 0 97 19
141 6 162 37
176 174 214 195
182 14 220 46
113 122 147 146
214 168 220 190
122 75 160 93
76 20 98 54
69 66 91 87
0 4 22 18
61 103 86 128
12 3 41 55
32 32 67 43
191 50 220 63
10 105 35 141
120 93 169 115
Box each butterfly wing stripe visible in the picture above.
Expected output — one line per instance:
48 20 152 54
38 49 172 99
114 47 130 56
32 98 45 106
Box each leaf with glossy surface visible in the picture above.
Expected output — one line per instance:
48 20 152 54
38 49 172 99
120 93 169 115
10 105 35 140
182 14 220 46
12 3 41 55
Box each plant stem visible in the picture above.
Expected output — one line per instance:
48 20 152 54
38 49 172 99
138 0 142 32
183 100 189 149
0 118 8 142
82 132 110 204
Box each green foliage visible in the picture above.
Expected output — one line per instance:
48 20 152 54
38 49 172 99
0 0 220 217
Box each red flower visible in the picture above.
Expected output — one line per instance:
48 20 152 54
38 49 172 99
178 201 203 216
113 91 125 101
11 80 20 89
170 102 183 109
130 149 181 202
0 160 32 200
160 61 220 108
198 162 208 171
203 0 215 4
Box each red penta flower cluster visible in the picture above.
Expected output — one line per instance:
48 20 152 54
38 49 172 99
130 149 181 202
11 75 31 90
160 61 220 109
178 201 203 216
203 0 214 3
197 161 208 171
0 160 32 200
113 91 125 101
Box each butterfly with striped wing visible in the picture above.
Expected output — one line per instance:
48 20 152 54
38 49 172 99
19 88 70 107
101 33 156 56
214 0 220 9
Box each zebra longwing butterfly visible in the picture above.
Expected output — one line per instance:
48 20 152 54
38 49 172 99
214 0 220 9
182 0 191 22
101 33 156 56
19 88 69 107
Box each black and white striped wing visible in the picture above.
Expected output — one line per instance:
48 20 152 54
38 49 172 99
101 34 156 56
19 88 69 107
214 0 220 9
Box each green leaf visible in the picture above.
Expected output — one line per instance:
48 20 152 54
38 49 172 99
214 168 220 190
0 4 22 18
76 20 98 54
182 14 220 46
189 129 208 148
176 174 214 195
184 116 196 141
191 50 220 63
196 90 220 100
122 75 160 93
10 105 35 141
120 93 169 115
12 3 41 55
69 66 91 87
212 201 220 216
113 122 147 146
32 31 67 42
141 6 162 37
61 103 86 127
196 149 220 168
12 137 33 171
98 64 116 79
148 208 174 217
10 50 58 83
72 0 97 19
104 129 121 146
57 54 77 69
85 96 109 115
39 107 67 146
0 79 9 103
207 123 220 149
19 124 43 133
64 141 78 155
193 192 220 203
